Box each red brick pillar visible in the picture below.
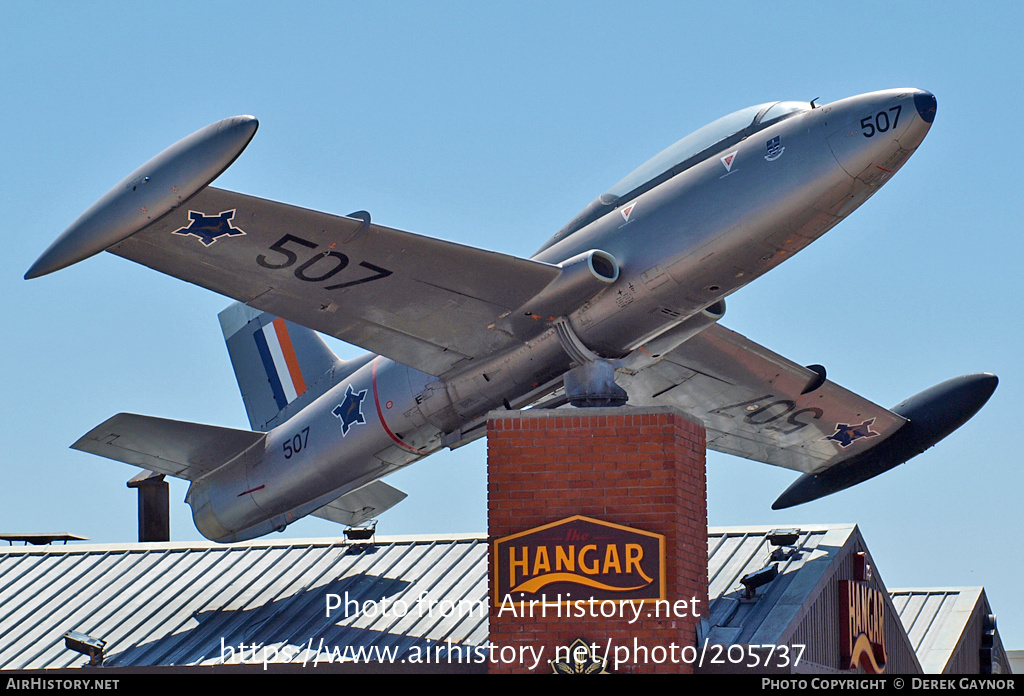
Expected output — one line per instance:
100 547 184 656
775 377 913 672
487 406 707 674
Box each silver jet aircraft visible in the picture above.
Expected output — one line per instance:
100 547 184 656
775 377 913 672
27 88 997 542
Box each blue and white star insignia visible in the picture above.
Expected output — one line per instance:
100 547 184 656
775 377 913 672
172 209 246 246
826 418 879 448
332 384 368 436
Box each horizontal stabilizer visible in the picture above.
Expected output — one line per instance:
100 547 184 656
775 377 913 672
772 373 998 508
72 413 266 481
311 480 407 527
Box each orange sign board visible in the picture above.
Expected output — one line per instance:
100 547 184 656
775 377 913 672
492 516 666 606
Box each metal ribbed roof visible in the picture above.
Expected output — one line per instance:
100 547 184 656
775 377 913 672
1 526 859 669
0 535 488 669
1 525 996 672
889 587 986 674
705 524 856 646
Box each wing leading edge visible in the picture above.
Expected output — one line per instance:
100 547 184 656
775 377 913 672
618 324 908 475
619 324 997 506
105 187 560 377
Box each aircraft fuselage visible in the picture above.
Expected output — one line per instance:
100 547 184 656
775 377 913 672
188 89 937 541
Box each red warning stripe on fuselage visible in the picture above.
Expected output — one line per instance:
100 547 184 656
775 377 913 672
372 357 423 455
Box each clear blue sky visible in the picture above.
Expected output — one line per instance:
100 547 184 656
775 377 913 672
4 2 1022 649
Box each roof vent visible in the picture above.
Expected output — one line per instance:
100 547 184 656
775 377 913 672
0 533 87 546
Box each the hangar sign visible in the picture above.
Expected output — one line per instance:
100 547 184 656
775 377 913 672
839 580 887 673
492 516 665 606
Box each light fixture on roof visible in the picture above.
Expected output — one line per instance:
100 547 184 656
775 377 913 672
854 551 873 581
63 631 105 667
768 528 801 561
767 528 800 546
0 533 88 546
344 521 377 542
740 564 778 599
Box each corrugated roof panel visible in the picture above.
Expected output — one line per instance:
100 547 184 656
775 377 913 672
889 587 986 674
0 536 489 669
2 526 986 673
706 525 855 647
708 532 761 598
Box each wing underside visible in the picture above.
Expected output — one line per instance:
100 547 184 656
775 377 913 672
108 187 560 376
618 324 908 474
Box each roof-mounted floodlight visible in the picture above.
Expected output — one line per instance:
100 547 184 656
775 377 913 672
344 521 377 543
767 529 800 546
63 631 105 666
740 564 778 599
0 533 88 546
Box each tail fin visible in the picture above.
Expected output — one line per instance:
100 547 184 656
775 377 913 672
219 302 360 431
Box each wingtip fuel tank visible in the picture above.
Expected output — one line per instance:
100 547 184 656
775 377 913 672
25 115 258 280
772 373 998 509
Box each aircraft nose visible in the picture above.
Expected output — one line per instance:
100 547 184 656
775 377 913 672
914 90 937 124
894 88 936 152
824 89 934 180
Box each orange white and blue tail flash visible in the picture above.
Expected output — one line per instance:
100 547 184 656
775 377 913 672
254 318 307 409
219 302 347 431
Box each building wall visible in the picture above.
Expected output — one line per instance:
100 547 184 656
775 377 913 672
784 534 922 674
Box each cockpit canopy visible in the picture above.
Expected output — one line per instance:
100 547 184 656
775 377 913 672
536 101 811 254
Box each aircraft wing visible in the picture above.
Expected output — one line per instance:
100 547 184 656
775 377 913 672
617 324 908 474
71 413 266 481
106 187 561 376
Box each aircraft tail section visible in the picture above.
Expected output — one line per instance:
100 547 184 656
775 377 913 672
219 302 365 431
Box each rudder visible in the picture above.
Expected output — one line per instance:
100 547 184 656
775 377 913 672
219 302 357 431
